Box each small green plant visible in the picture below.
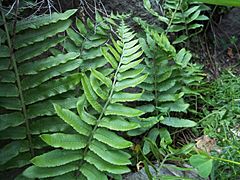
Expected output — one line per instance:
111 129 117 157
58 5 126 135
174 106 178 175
126 28 203 138
197 71 240 179
140 128 199 179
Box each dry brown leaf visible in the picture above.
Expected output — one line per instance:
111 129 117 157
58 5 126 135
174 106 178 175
227 47 234 58
195 135 218 153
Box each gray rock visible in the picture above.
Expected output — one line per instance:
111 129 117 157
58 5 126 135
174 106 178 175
216 8 240 49
123 164 206 180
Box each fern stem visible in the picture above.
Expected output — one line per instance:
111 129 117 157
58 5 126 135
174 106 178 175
153 59 159 116
165 0 182 35
0 0 34 156
78 22 126 174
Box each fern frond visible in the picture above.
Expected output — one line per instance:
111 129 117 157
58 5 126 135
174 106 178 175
23 19 147 179
0 9 80 174
129 31 201 139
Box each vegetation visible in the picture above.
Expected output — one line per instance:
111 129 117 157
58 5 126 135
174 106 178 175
0 0 239 179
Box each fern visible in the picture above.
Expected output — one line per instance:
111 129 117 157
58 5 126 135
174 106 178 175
0 9 81 173
23 20 148 179
127 30 203 154
141 0 209 44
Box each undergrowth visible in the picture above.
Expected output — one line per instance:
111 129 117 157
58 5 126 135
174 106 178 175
198 71 240 179
0 0 240 179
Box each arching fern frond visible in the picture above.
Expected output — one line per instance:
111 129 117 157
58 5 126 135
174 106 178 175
0 9 81 175
127 31 203 152
23 20 147 179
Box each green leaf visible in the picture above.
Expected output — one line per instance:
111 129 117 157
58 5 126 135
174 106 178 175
0 141 28 165
80 163 108 180
0 58 10 71
85 151 130 174
137 104 155 113
94 128 132 149
83 38 106 49
76 18 87 35
188 23 203 30
23 163 78 179
187 10 201 23
66 28 83 46
0 112 24 131
40 133 87 150
54 104 92 136
90 74 108 100
0 126 26 140
175 48 192 67
21 60 82 90
52 172 77 180
81 74 103 112
19 52 80 75
15 19 72 49
30 117 68 134
0 97 21 110
161 117 197 127
159 128 172 145
89 140 131 165
195 15 209 21
15 36 66 63
105 103 144 117
158 99 189 112
91 69 112 88
117 68 145 81
111 36 122 53
0 70 15 82
107 44 120 60
0 152 31 170
122 51 143 64
27 97 79 118
158 92 184 102
157 79 176 92
115 74 148 91
14 9 77 33
99 116 140 131
168 25 185 33
143 128 160 155
23 73 81 105
0 45 9 57
123 45 142 59
101 47 118 69
0 83 18 97
189 154 213 178
119 59 143 73
31 149 82 167
125 39 139 49
173 35 188 44
111 92 143 103
145 138 162 160
184 6 200 17
77 95 97 126
82 48 102 60
63 38 79 53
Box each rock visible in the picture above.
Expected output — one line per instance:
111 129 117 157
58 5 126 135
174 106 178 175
123 164 206 180
216 8 240 49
